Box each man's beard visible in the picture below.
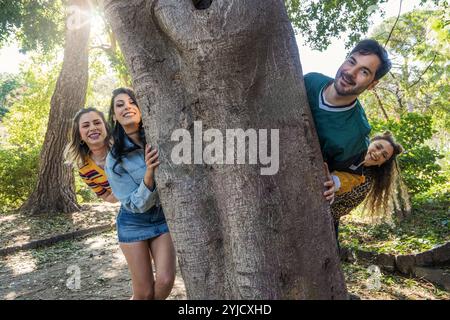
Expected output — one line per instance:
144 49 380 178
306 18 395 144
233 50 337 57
333 72 367 96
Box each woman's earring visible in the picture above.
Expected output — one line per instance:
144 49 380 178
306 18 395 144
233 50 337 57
80 140 85 146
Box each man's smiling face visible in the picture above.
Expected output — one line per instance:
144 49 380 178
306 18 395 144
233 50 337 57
333 52 381 96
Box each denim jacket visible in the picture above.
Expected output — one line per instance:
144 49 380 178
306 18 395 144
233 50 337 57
105 136 159 213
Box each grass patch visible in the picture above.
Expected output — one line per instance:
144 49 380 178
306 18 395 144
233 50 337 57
339 193 449 255
343 261 450 299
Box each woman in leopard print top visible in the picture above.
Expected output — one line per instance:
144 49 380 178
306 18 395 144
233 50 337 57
331 168 376 220
330 132 403 244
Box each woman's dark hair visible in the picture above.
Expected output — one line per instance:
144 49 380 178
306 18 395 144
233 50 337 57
349 39 392 80
108 87 146 174
64 107 111 168
365 131 404 215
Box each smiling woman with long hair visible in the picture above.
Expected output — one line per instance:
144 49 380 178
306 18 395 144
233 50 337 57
64 107 117 203
330 131 404 244
105 87 176 300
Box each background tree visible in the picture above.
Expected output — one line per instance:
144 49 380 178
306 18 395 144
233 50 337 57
20 0 91 214
366 10 449 121
358 9 448 219
0 0 65 52
0 46 119 212
0 73 20 118
103 0 347 299
286 0 389 50
90 17 132 87
362 9 448 193
0 57 58 211
371 114 445 195
285 0 448 50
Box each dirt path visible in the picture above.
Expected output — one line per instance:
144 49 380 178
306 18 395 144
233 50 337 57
0 230 186 300
2 228 448 300
0 203 448 300
0 203 119 249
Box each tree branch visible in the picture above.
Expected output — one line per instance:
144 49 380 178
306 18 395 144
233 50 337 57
408 53 437 89
377 86 398 96
376 85 404 113
89 44 112 52
372 88 390 121
384 0 403 48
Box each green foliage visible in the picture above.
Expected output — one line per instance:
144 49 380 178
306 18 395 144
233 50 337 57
0 0 65 53
340 193 449 254
285 0 447 51
0 0 22 43
75 176 97 203
86 49 121 113
0 56 58 211
94 18 131 87
286 0 389 50
0 47 119 211
0 145 40 211
399 145 444 195
342 260 450 299
359 9 449 235
412 175 450 208
364 9 450 128
103 44 130 87
0 73 20 118
371 113 445 195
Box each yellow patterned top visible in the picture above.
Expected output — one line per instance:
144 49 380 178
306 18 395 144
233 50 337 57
78 156 111 197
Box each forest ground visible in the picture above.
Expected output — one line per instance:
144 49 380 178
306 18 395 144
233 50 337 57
0 203 448 300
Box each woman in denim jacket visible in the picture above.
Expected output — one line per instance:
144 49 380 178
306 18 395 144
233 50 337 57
105 88 176 300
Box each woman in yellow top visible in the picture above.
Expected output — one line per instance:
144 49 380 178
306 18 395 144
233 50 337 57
330 132 403 247
331 132 403 198
65 107 117 203
331 132 403 196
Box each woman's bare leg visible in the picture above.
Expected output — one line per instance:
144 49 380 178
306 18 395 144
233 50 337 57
149 233 176 300
120 241 154 300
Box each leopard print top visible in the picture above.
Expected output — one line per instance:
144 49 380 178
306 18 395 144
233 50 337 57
330 168 375 221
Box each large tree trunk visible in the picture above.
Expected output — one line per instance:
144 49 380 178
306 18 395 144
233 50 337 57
103 0 347 299
20 0 91 215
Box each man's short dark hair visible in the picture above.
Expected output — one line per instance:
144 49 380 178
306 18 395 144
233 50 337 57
349 39 392 80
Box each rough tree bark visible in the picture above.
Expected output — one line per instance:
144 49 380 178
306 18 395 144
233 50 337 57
103 0 347 299
20 0 91 215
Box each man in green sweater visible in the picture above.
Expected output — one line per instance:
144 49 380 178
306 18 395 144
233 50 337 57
304 39 392 178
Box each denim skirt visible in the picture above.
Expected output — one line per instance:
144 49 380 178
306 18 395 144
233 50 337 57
116 205 169 243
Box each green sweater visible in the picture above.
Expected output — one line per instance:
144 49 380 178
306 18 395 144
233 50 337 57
304 72 371 173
